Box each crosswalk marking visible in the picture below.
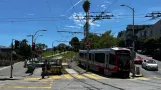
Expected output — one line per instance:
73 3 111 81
84 74 100 79
52 75 62 79
64 74 73 79
73 74 86 79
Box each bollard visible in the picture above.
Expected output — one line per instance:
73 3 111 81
135 66 140 75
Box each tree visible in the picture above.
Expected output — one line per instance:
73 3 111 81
36 43 48 50
70 37 80 52
18 39 32 59
57 43 67 53
98 30 118 48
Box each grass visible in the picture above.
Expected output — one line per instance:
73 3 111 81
42 50 59 57
42 51 78 62
61 52 77 62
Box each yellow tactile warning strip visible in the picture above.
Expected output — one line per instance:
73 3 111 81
73 74 86 79
90 74 108 79
0 86 51 89
83 73 100 79
0 77 54 89
137 77 149 80
64 74 73 79
153 76 161 79
52 75 62 79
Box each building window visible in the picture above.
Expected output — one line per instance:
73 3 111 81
150 30 152 36
142 32 144 37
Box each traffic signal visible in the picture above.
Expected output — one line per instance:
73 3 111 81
15 40 20 49
32 42 35 51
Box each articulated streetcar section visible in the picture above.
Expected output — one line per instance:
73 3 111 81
78 47 142 78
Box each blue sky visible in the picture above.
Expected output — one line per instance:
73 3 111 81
0 0 161 48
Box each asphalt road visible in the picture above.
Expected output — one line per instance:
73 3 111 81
1 53 161 90
136 53 161 78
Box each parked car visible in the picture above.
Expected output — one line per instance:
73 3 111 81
134 56 143 64
142 59 158 71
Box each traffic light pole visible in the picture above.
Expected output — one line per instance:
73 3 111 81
31 35 34 65
10 39 14 78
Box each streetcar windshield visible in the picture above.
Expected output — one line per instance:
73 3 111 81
117 55 130 65
116 50 130 67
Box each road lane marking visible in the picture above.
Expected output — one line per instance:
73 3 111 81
52 75 62 79
64 74 73 79
73 74 86 79
83 74 100 79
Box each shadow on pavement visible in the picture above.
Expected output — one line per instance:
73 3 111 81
0 78 20 81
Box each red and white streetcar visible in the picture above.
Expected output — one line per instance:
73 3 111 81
79 47 131 78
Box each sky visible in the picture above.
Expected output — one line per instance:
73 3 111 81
0 0 161 48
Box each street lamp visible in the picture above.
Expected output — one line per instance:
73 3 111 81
27 30 47 65
121 4 135 78
34 35 43 43
52 40 58 57
10 39 16 78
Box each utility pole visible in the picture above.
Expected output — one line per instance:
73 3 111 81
121 4 135 78
83 0 90 71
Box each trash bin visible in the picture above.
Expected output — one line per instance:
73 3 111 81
26 65 35 73
135 66 140 75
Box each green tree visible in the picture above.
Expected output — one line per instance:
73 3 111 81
70 37 80 51
98 30 118 48
36 43 48 50
18 39 32 59
57 43 67 53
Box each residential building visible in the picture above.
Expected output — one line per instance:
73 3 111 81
136 19 161 38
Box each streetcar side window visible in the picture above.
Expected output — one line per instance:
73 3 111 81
106 54 109 62
109 54 116 65
95 53 105 63
79 53 84 58
89 53 91 60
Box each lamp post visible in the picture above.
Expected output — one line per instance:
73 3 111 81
121 4 135 78
27 30 47 65
10 39 15 78
34 35 43 43
52 40 58 57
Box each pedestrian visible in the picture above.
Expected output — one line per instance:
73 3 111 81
46 62 51 78
41 62 46 79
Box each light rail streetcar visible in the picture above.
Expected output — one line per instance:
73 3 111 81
78 47 131 78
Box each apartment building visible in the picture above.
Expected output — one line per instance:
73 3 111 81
136 19 161 38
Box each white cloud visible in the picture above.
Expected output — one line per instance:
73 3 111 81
65 25 80 29
69 12 100 28
28 13 35 16
101 5 106 9
105 1 112 4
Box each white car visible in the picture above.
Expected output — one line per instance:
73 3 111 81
142 59 158 71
